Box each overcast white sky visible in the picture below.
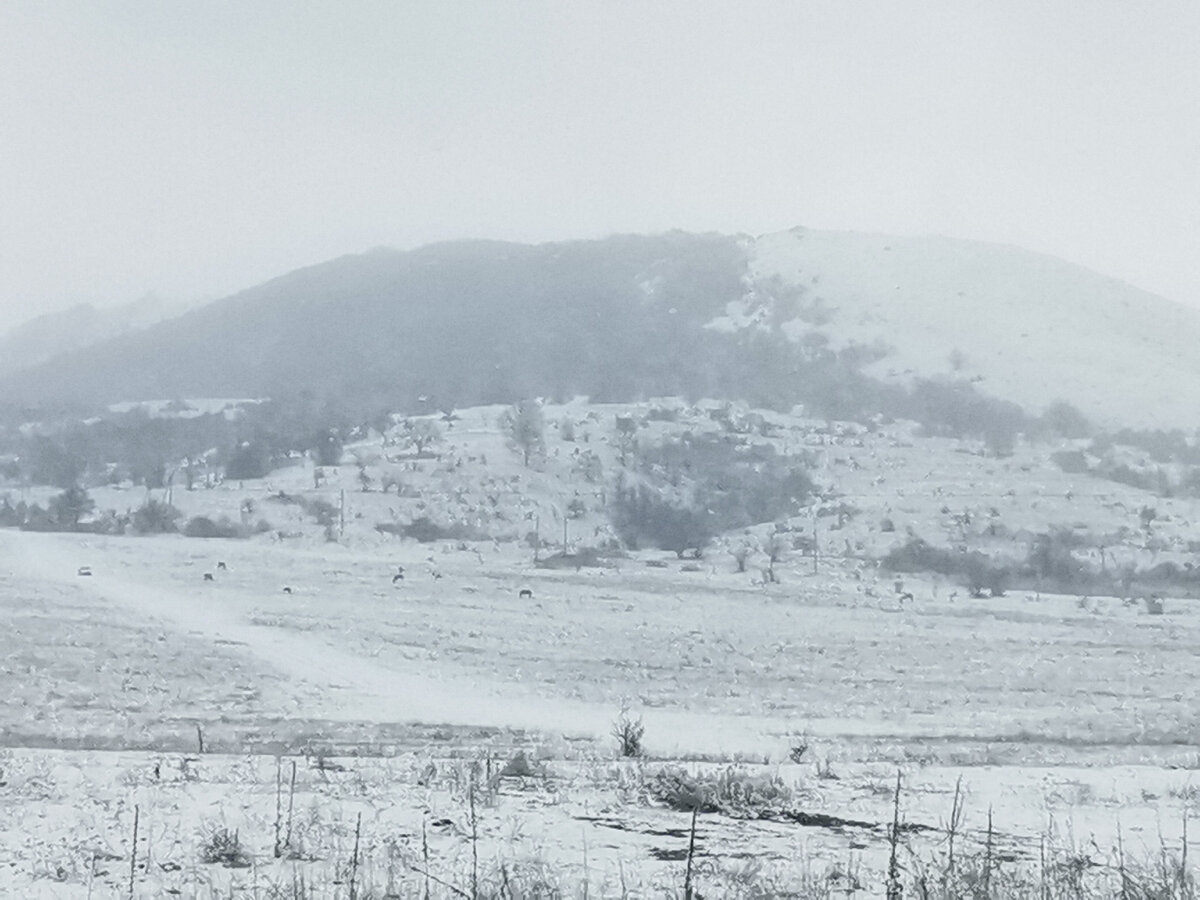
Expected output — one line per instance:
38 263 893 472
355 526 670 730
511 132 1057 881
1 1 1198 332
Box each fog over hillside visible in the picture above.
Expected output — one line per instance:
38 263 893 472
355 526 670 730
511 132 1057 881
0 293 195 379
1 228 1195 433
752 228 1200 429
8 6 1200 896
0 233 749 412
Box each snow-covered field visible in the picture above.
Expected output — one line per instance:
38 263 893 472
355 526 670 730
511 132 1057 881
2 523 1198 897
3 402 1200 895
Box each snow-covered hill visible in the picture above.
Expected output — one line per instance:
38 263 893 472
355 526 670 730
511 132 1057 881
751 227 1200 430
3 229 1198 432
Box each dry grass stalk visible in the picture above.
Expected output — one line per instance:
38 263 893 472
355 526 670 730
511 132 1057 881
127 804 139 900
349 811 362 900
684 804 699 900
887 772 902 900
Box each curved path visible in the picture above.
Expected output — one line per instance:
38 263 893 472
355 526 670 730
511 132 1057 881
2 531 787 758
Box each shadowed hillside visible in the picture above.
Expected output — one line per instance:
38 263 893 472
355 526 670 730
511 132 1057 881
0 234 751 415
0 294 193 379
4 228 1199 432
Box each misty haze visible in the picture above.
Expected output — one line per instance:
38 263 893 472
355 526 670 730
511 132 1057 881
2 3 1200 899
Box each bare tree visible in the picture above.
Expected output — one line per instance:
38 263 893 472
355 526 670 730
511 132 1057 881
49 485 94 531
765 531 789 583
731 538 754 573
500 399 546 467
403 418 443 456
614 415 638 465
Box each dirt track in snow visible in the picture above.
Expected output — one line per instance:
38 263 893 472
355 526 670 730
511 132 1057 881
1 530 788 758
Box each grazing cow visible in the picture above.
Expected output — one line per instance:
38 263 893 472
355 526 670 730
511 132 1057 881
203 573 215 582
282 586 293 594
519 588 533 599
217 561 227 571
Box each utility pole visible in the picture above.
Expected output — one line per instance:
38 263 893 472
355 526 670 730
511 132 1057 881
812 523 819 575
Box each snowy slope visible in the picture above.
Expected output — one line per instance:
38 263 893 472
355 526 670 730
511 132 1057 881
751 227 1200 430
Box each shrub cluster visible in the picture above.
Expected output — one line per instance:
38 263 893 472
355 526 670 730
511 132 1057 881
197 826 251 868
882 537 1010 597
375 516 493 543
184 516 247 539
885 530 1200 599
648 765 794 816
611 433 815 556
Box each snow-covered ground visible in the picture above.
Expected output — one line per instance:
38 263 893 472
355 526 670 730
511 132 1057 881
750 227 1200 429
3 402 1200 895
1 523 1197 897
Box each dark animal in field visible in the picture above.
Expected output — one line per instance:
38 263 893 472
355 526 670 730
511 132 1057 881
519 588 533 599
77 566 92 577
898 592 914 603
392 566 405 584
217 561 227 571
283 586 293 594
203 573 214 582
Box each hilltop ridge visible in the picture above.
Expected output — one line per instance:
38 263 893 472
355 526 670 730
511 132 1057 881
751 228 1200 429
1 228 1194 432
